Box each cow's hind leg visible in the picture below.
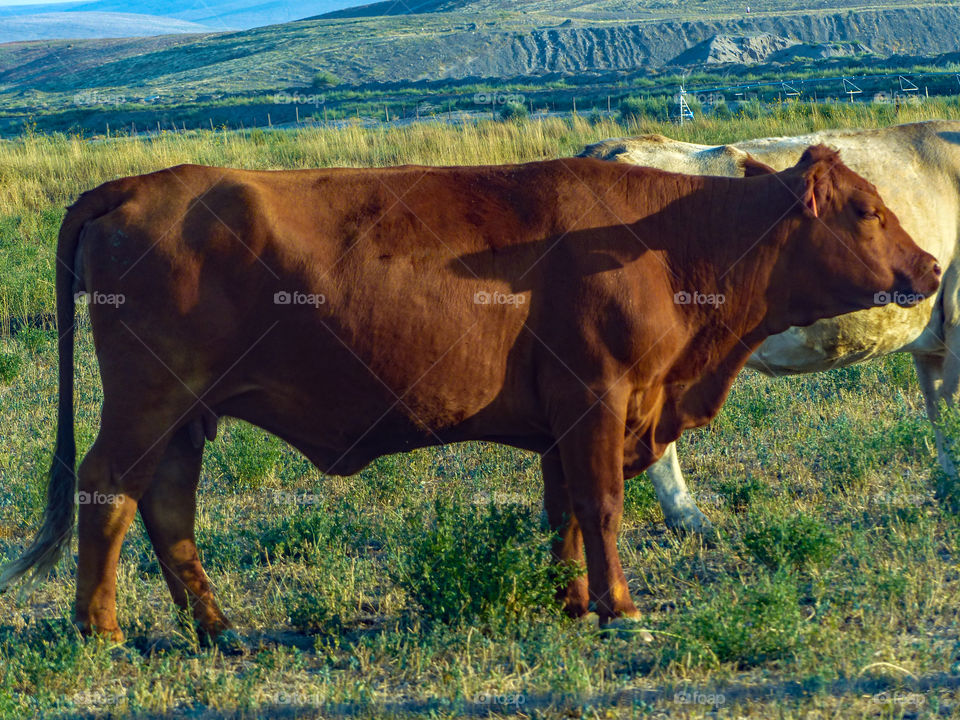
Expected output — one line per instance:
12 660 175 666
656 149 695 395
914 352 956 477
646 442 715 539
138 425 235 648
75 418 172 641
541 448 589 617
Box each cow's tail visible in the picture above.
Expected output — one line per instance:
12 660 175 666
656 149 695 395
0 184 126 594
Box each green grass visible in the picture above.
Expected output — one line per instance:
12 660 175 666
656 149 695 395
0 115 958 717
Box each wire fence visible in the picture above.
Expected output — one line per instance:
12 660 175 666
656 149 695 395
671 69 960 110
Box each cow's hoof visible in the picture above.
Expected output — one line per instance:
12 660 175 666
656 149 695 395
200 627 247 656
577 612 600 629
216 629 248 656
665 510 717 544
599 616 654 643
76 622 125 644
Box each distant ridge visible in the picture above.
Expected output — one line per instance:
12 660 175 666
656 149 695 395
0 0 365 39
319 0 469 18
0 12 212 42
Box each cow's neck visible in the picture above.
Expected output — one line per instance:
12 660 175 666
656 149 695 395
657 173 801 432
669 172 800 340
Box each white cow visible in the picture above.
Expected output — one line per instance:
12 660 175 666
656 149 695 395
580 120 960 535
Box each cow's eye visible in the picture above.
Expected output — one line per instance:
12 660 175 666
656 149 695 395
859 208 880 221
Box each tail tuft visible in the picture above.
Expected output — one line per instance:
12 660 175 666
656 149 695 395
0 448 75 595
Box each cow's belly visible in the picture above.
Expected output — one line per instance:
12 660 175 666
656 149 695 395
746 298 939 375
210 326 545 475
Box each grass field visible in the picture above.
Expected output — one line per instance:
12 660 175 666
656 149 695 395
0 105 959 718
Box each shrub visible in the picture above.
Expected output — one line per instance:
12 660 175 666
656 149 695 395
285 591 343 636
255 512 336 565
312 71 340 88
743 512 839 573
391 497 577 628
934 401 960 513
0 351 21 384
618 95 669 123
716 474 769 512
15 327 55 354
810 412 879 492
712 101 734 120
499 100 529 122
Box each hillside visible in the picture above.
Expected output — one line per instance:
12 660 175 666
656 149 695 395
2 3 959 92
320 0 960 19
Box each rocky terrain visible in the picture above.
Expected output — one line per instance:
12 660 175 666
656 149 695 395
451 6 960 78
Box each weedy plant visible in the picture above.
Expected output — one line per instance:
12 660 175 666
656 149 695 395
667 572 807 668
0 350 20 384
390 496 578 630
743 512 840 573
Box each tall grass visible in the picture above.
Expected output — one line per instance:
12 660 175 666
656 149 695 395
0 100 957 330
3 99 958 217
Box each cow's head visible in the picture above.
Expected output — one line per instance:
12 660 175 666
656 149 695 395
755 145 940 322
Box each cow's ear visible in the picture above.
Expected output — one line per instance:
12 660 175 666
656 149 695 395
739 154 776 177
795 144 842 218
800 164 831 218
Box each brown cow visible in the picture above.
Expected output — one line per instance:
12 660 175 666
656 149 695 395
0 146 940 644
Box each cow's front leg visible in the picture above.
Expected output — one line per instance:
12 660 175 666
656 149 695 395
555 399 637 624
646 442 714 538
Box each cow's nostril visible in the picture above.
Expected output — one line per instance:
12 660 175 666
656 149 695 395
933 263 943 277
